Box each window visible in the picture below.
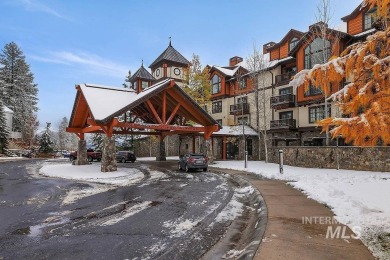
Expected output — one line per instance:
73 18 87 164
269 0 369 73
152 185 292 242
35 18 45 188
141 81 149 89
212 101 222 113
133 81 138 90
237 116 249 125
279 87 292 96
309 105 331 123
289 37 299 51
304 38 331 69
237 96 247 104
279 111 293 120
364 7 377 30
216 119 222 126
211 74 221 94
239 78 247 89
304 85 323 96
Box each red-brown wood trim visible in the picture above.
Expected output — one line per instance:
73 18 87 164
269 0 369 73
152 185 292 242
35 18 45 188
222 136 227 160
146 100 163 124
162 91 167 124
166 103 181 125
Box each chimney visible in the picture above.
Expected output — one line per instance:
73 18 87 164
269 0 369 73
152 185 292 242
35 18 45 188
263 42 276 54
229 56 243 66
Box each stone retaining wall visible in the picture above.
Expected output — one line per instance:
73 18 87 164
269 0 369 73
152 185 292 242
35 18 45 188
268 147 390 172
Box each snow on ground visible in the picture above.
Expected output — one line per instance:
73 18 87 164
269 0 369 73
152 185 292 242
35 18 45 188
212 160 390 259
40 163 144 185
137 156 178 161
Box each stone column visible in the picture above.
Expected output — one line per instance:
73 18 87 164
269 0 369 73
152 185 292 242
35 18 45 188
74 139 88 165
156 138 166 161
205 138 214 164
101 137 117 172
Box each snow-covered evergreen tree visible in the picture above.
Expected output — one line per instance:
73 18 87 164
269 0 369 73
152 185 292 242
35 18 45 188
39 122 54 153
57 116 78 151
0 42 38 141
90 133 105 151
0 102 9 153
123 70 132 89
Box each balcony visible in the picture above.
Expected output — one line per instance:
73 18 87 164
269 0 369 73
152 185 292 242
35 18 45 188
270 94 296 109
270 119 296 130
230 103 250 115
275 72 296 86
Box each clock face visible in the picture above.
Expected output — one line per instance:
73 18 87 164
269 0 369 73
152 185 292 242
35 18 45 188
155 68 160 77
174 68 181 76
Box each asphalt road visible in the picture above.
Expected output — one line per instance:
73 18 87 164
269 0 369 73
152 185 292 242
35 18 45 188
0 159 262 259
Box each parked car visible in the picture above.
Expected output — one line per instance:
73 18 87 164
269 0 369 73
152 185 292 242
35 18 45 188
178 153 208 172
69 149 102 162
116 151 136 163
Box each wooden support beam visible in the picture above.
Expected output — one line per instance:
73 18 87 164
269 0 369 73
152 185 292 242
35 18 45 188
204 125 219 140
146 100 163 124
162 90 166 124
115 122 206 132
166 103 181 125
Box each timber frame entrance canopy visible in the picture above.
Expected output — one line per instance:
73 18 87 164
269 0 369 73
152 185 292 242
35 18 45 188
67 79 220 139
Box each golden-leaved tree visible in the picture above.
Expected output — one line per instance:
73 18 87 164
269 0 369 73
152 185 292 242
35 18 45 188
290 0 390 146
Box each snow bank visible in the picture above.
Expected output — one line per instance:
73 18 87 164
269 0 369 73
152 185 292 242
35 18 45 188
212 160 390 259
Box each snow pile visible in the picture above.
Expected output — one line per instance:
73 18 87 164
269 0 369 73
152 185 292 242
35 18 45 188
212 160 390 259
40 163 144 185
163 218 200 238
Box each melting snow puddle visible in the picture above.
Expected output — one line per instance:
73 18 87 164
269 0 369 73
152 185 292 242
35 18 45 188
28 211 72 237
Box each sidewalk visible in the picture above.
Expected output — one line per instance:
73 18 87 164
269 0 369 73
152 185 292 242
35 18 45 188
211 167 374 260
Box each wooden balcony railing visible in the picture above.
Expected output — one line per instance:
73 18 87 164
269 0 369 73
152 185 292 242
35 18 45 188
270 94 295 109
270 119 296 129
229 103 250 115
275 72 296 86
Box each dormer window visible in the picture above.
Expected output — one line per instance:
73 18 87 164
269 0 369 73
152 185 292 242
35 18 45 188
364 7 377 30
211 74 221 94
289 37 299 51
304 38 331 69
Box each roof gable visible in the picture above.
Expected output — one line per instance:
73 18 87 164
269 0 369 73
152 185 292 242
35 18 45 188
149 43 190 69
267 29 304 51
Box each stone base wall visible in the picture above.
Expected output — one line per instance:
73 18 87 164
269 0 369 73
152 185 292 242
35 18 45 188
268 146 390 172
74 140 88 165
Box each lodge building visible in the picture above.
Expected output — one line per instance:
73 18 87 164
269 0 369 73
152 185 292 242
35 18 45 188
114 1 379 160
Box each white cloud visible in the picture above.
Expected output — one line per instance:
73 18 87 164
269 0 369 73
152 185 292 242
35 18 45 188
11 0 68 20
31 50 129 79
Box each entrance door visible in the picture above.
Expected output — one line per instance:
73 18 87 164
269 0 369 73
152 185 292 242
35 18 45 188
226 141 238 159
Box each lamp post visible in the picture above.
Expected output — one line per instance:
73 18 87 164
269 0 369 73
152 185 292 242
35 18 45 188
241 96 248 168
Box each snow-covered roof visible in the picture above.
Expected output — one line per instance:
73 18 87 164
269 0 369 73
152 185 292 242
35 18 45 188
80 84 137 121
353 28 376 38
213 125 258 136
2 105 13 113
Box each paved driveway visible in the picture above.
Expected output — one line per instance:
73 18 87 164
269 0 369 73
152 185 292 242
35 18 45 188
0 159 263 259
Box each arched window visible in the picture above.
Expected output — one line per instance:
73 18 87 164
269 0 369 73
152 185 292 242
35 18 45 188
211 74 221 94
304 38 331 69
289 37 299 51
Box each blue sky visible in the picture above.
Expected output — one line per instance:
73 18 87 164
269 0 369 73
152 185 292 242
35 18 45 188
0 0 362 129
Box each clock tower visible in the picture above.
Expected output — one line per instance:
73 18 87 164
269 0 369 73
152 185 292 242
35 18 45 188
149 40 190 87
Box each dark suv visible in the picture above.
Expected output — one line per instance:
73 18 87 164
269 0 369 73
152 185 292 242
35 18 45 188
116 151 136 163
178 153 208 172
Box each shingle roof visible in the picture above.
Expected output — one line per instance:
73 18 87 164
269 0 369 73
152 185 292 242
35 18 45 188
149 43 190 68
129 65 155 82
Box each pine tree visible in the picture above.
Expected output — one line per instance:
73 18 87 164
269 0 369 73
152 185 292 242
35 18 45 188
90 133 105 151
0 102 9 153
290 0 390 146
123 70 132 88
39 122 54 153
0 42 39 142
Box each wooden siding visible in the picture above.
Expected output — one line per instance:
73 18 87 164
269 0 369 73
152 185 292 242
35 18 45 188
270 48 280 61
280 42 289 59
348 11 364 35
